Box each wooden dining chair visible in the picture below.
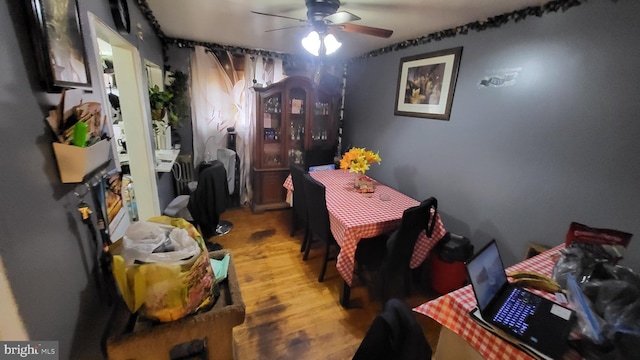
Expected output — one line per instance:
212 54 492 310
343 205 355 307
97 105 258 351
289 164 309 252
303 148 335 171
301 173 339 282
355 197 438 303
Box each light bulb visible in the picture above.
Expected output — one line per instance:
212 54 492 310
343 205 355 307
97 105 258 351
301 31 320 56
324 34 342 55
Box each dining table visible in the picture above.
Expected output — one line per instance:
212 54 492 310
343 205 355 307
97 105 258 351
413 244 582 360
283 169 446 307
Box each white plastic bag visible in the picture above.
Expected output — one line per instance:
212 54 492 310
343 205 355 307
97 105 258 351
120 221 201 266
111 216 216 322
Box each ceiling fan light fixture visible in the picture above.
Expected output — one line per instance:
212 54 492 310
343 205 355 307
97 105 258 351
302 31 321 56
302 30 342 56
323 33 341 55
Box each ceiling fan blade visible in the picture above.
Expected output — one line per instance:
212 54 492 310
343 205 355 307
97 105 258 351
323 11 360 24
251 11 307 23
265 25 310 33
338 23 393 38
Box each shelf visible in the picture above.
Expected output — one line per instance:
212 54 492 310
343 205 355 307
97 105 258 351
52 139 112 183
155 149 180 172
117 149 180 173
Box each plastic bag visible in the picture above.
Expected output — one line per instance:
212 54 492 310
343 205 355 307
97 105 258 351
120 221 201 266
111 216 216 322
566 274 607 344
552 246 587 288
580 265 640 340
560 258 640 359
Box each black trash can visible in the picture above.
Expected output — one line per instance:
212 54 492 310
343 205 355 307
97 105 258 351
429 233 474 294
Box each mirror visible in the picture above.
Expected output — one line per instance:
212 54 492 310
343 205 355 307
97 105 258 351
145 60 172 150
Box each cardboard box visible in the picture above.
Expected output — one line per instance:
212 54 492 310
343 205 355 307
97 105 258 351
52 139 111 183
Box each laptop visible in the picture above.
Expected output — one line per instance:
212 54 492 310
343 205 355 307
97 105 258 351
466 240 574 359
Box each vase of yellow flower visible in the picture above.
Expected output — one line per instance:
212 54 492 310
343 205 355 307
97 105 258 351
339 147 382 190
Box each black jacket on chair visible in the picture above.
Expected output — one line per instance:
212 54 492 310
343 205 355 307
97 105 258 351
353 298 432 360
188 160 228 239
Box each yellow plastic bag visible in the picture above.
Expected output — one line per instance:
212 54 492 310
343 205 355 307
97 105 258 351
111 216 215 322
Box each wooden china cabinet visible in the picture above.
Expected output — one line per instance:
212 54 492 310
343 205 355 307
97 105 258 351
251 76 340 213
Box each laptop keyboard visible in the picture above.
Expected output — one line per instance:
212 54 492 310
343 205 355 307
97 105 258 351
493 288 541 335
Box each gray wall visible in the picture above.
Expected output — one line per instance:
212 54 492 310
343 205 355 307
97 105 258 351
0 0 164 358
343 0 640 270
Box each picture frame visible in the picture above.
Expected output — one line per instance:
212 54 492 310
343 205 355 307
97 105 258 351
394 47 463 120
524 242 550 260
28 0 92 92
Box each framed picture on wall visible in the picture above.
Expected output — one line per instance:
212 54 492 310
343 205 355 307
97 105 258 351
394 47 462 120
28 0 92 92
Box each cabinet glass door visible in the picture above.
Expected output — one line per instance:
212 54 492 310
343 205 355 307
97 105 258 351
262 94 283 167
311 91 332 146
287 86 306 166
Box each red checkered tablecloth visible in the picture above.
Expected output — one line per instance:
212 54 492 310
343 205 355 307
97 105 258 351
413 244 573 360
284 170 446 286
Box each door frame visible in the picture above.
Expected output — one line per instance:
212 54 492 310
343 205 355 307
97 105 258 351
87 13 160 225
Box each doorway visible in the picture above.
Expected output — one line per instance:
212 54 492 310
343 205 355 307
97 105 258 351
87 13 160 233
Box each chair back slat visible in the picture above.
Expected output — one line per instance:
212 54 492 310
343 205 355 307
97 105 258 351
385 197 438 274
290 165 308 224
302 173 332 242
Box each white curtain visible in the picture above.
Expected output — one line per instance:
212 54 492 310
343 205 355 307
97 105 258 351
190 46 284 204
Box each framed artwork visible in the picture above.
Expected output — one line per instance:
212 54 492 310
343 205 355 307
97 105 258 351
394 47 463 120
28 0 92 91
524 243 550 260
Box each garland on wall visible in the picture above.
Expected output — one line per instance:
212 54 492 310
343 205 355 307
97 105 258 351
136 0 311 71
135 0 600 162
137 0 598 68
350 0 592 62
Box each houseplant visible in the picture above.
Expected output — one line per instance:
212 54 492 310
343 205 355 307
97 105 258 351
149 84 177 134
148 71 189 148
165 70 189 126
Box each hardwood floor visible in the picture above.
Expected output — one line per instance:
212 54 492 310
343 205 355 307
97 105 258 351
213 206 442 360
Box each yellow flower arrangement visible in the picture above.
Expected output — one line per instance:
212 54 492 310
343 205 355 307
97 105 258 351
339 147 382 174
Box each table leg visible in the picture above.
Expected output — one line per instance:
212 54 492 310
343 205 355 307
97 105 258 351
340 280 351 308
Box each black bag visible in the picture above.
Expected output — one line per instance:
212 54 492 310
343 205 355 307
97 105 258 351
436 232 473 263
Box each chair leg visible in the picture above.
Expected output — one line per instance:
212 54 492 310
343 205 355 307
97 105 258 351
380 273 389 305
290 211 297 237
340 280 351 308
404 269 412 297
303 233 312 261
318 241 330 282
300 227 309 253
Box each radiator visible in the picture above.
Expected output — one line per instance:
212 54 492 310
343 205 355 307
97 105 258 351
172 155 196 195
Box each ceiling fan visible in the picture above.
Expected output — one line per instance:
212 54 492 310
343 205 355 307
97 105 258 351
252 0 393 55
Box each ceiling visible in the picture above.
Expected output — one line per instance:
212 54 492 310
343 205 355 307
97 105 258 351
145 0 551 60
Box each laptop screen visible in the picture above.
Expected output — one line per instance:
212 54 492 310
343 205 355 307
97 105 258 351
466 240 509 312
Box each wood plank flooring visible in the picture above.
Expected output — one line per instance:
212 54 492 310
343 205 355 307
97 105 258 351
213 206 442 360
